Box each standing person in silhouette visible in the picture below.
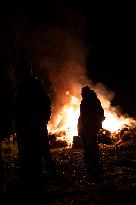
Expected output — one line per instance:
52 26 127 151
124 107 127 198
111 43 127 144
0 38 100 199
79 86 105 180
14 49 54 194
0 53 14 191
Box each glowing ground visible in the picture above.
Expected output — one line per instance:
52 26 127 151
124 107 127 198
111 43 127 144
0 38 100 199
1 137 136 204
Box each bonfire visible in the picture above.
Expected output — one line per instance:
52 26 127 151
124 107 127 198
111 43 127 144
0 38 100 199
47 90 136 147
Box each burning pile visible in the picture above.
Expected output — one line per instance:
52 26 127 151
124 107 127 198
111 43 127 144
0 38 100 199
48 92 81 146
31 21 136 147
47 90 136 147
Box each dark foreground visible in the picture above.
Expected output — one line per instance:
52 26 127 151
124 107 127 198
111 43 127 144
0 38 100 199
1 137 136 205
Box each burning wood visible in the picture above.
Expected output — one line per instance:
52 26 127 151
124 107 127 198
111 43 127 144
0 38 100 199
47 90 136 147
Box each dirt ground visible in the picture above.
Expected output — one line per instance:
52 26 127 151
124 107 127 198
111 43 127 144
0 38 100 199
1 137 136 205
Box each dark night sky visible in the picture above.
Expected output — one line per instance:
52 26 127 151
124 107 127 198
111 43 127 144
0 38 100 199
1 0 136 117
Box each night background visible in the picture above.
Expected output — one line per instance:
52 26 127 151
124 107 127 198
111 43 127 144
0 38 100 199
0 0 136 117
1 1 136 203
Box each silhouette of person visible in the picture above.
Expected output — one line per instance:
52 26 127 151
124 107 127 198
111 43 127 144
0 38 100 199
14 49 54 194
0 53 14 191
79 86 105 179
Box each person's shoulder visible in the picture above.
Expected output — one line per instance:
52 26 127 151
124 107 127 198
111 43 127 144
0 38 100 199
32 77 50 97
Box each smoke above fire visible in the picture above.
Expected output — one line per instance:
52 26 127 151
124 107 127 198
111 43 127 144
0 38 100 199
29 26 136 146
20 2 135 144
1 0 136 145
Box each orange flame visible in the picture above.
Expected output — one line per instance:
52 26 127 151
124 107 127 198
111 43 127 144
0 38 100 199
48 94 80 146
48 91 136 146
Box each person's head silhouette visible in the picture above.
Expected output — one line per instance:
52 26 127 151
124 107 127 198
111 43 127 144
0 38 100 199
81 86 96 99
